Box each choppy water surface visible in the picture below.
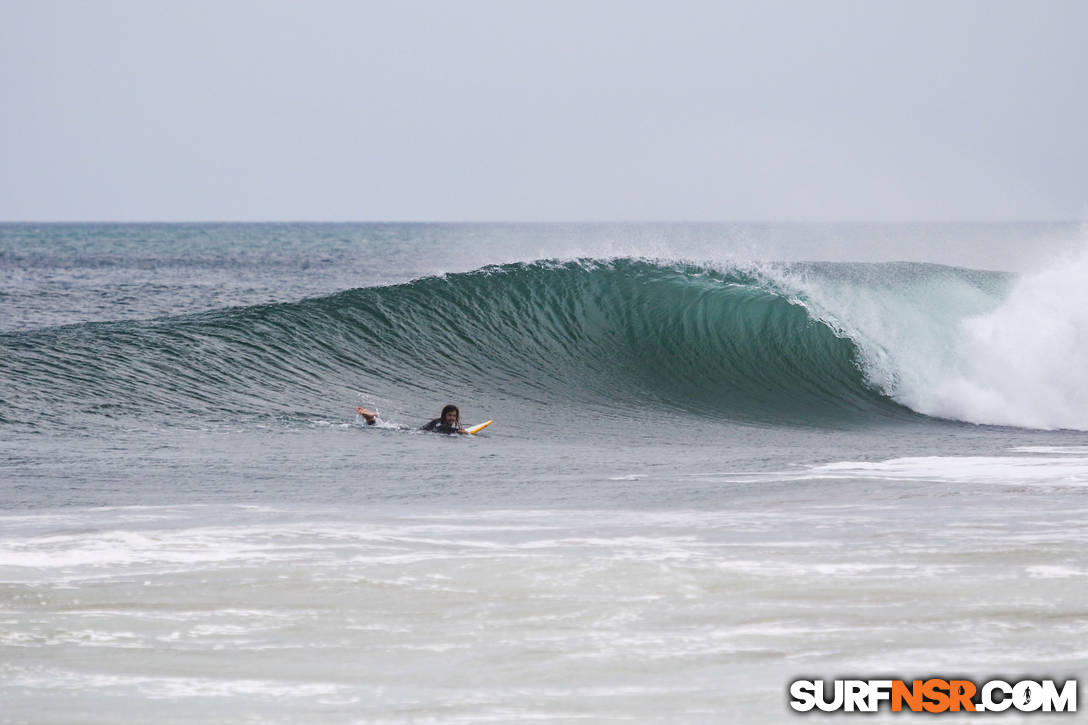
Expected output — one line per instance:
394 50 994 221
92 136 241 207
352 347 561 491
1 223 1086 722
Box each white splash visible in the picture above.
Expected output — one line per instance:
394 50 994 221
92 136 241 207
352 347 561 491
916 244 1088 429
769 239 1088 430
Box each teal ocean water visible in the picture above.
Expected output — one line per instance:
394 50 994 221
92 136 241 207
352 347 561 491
1 223 1086 722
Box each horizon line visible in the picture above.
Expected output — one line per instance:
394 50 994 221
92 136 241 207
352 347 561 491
1 218 1081 226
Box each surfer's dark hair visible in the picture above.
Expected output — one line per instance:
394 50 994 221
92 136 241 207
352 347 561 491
441 404 460 424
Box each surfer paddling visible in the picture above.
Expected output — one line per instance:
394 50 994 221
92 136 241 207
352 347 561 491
419 404 468 435
355 403 473 435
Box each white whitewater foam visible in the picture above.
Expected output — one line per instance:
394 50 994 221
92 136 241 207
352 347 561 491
3 503 1087 723
804 454 1088 486
1011 445 1088 454
915 243 1088 429
768 240 1088 430
683 450 1088 489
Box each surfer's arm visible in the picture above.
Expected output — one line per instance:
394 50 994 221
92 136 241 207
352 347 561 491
355 407 378 425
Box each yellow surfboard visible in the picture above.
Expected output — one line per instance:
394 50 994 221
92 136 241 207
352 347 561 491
465 420 493 435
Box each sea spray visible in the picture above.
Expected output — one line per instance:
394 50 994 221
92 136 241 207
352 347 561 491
768 246 1088 430
922 244 1088 429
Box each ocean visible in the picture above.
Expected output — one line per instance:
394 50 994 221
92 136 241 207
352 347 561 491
1 222 1086 722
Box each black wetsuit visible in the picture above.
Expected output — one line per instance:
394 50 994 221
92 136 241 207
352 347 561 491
420 418 461 434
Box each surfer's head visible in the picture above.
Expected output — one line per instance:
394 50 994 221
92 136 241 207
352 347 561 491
441 404 460 427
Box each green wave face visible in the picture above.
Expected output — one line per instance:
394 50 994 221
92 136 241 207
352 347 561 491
0 259 1006 431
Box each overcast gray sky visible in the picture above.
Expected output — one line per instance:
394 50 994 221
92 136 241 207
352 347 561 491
2 0 1086 222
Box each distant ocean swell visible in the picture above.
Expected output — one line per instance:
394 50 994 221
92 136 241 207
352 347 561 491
2 256 1084 431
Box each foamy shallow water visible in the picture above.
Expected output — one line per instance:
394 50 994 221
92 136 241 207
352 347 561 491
3 455 1086 724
